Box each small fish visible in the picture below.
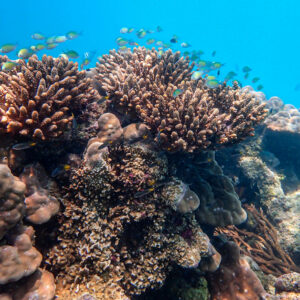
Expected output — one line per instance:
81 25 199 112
157 49 164 57
252 77 260 83
129 40 138 46
46 43 58 50
224 71 237 81
162 43 171 49
156 26 163 32
134 187 155 198
173 89 183 97
146 38 155 45
136 29 147 38
66 31 80 40
118 46 129 53
31 33 45 40
98 140 114 150
206 79 219 88
18 48 33 59
51 164 71 177
206 75 216 81
12 141 36 151
146 29 154 34
59 54 69 60
183 51 190 56
128 28 134 33
198 60 207 68
120 27 128 34
170 35 178 43
156 40 163 46
212 62 223 69
54 35 67 43
45 36 56 44
30 45 37 52
181 42 191 48
97 95 109 105
244 72 249 79
71 113 77 136
116 37 128 46
35 44 45 51
191 71 203 80
0 44 17 53
242 66 251 72
64 50 79 59
212 50 216 57
80 51 95 69
1 61 18 71
257 84 263 90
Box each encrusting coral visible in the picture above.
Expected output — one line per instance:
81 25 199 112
0 164 26 240
0 54 97 140
94 47 267 152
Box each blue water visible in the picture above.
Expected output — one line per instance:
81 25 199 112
1 0 299 106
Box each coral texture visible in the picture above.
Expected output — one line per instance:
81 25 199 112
20 164 59 224
0 54 97 140
47 138 219 298
0 225 42 285
94 47 267 152
0 164 25 240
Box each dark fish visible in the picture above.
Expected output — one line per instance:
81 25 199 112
134 181 168 198
51 164 70 177
12 141 36 151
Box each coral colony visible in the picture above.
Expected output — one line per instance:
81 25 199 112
0 47 299 300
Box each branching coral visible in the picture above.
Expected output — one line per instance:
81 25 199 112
46 138 219 299
215 204 300 276
0 164 25 240
0 54 97 140
94 47 267 152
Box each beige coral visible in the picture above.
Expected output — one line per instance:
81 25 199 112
0 164 25 240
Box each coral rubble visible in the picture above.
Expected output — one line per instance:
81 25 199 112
94 47 267 152
0 54 97 140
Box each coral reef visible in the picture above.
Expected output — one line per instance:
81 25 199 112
94 47 267 152
46 129 220 298
274 272 300 299
0 164 25 240
205 241 268 300
0 54 97 140
216 204 300 276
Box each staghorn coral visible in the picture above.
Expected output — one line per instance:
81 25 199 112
206 241 268 300
94 47 267 152
46 140 219 298
215 204 300 276
0 164 26 240
0 225 42 285
0 54 97 140
19 163 59 225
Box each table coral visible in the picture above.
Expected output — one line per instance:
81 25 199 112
0 164 26 240
94 47 267 152
0 54 97 140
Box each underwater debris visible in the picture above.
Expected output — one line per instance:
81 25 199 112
94 47 267 152
215 204 300 276
0 54 97 140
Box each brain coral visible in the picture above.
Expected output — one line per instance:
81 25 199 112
0 54 97 140
94 47 267 152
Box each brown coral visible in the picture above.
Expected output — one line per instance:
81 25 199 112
20 164 59 224
215 204 300 276
94 47 267 152
47 140 219 298
0 225 42 285
0 164 25 240
0 54 97 140
206 241 268 300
